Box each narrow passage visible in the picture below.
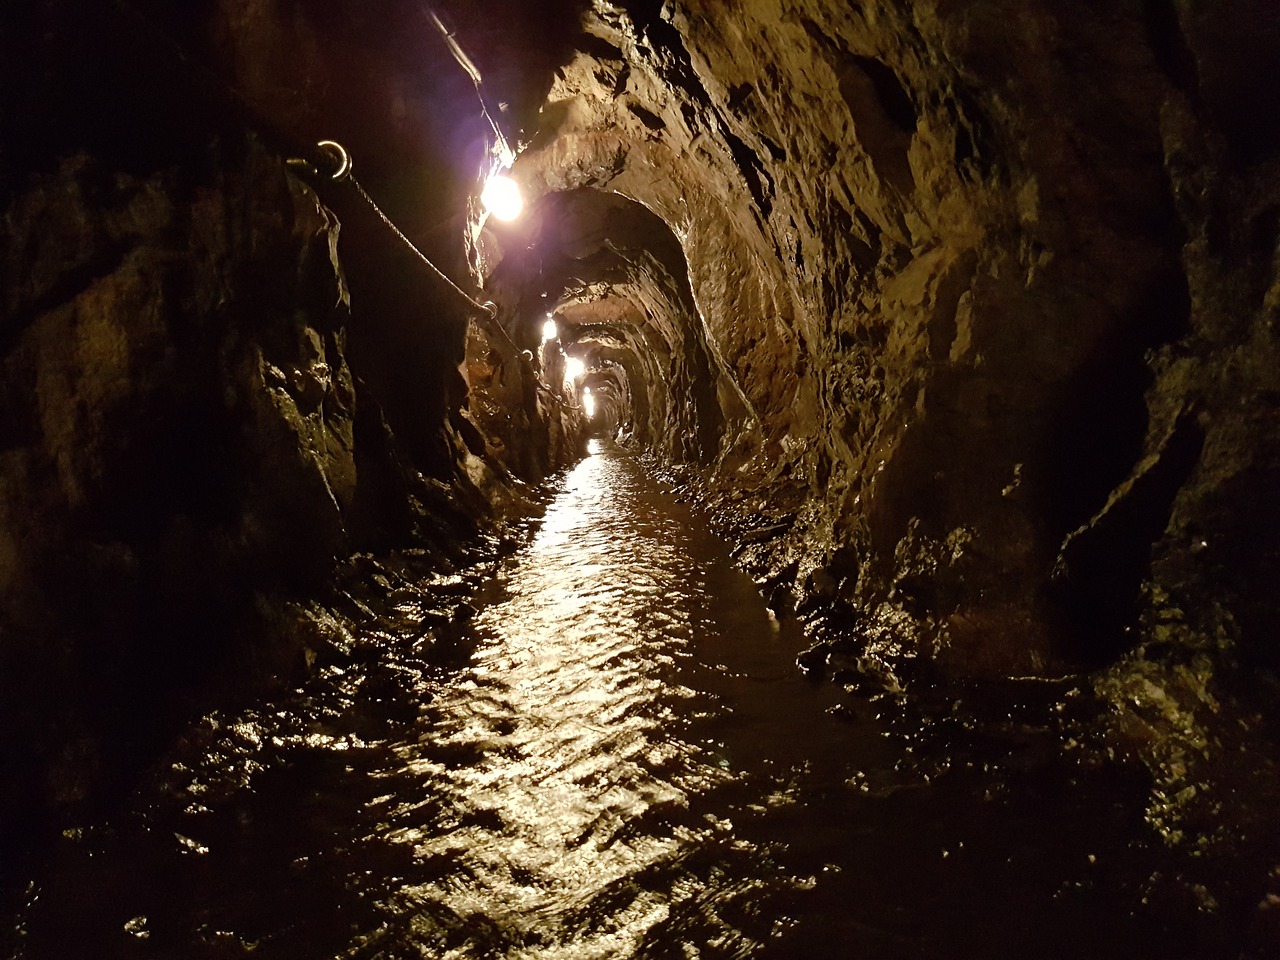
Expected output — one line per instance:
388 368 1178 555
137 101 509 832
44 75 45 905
13 444 1218 958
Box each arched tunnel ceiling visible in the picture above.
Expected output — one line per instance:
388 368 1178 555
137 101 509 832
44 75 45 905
6 0 1268 682
467 0 1280 685
6 0 1280 923
485 185 733 460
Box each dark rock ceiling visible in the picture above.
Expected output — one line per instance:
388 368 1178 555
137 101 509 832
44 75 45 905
2 0 1280 923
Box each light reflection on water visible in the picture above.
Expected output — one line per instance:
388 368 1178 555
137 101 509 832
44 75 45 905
10 443 832 959
364 443 786 957
8 444 1234 959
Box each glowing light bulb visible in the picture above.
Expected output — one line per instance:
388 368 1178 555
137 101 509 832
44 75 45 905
481 173 523 221
582 387 596 418
541 318 558 342
564 356 585 383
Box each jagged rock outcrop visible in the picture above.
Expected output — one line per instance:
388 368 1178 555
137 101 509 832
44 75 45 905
0 130 358 820
3 0 1279 926
507 0 1186 676
0 0 586 835
472 0 1280 898
487 1 1279 697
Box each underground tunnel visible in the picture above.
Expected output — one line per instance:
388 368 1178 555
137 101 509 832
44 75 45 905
3 1 1280 956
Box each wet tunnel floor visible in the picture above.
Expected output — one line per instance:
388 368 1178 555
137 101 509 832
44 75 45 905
7 443 1248 959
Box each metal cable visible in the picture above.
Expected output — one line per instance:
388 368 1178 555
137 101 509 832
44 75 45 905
301 141 496 319
421 3 514 167
348 175 495 317
108 0 498 321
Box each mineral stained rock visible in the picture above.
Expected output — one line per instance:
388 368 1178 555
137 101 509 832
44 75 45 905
0 0 585 829
494 1 1279 696
2 0 1278 902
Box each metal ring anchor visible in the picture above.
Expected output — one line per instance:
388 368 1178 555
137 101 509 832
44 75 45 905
290 140 500 319
316 140 352 181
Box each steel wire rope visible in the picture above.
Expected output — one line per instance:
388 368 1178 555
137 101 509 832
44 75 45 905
421 3 514 167
312 140 501 320
329 149 498 319
106 0 500 319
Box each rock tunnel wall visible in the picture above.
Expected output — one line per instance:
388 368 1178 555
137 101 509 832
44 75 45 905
478 0 1280 859
501 1 1280 697
0 0 587 834
481 187 729 462
2 0 1279 866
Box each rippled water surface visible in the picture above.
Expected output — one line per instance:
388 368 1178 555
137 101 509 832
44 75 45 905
9 444 1243 958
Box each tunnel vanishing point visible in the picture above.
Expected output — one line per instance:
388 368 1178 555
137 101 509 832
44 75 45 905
2 0 1280 949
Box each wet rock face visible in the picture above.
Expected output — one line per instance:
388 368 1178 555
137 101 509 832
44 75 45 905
3 0 1278 872
482 187 727 462
494 0 1280 690
480 2 1280 883
0 131 356 814
0 0 585 827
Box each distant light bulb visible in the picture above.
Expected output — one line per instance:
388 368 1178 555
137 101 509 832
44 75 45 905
582 389 596 418
541 319 558 342
564 356 586 383
481 173 523 221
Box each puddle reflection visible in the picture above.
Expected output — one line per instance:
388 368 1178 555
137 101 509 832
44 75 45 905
8 447 1233 959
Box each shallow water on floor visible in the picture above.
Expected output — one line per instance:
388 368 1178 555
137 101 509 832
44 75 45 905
6 443 1246 958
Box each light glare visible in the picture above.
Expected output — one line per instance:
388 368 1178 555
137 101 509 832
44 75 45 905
542 319 558 342
481 173 523 221
582 388 596 418
564 356 586 383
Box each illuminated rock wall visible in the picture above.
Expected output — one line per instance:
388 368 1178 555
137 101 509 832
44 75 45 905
501 1 1280 694
479 1 1280 872
3 0 1279 873
0 0 585 830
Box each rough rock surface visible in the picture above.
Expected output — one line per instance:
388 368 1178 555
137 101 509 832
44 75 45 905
0 0 585 838
4 0 1280 935
491 5 1277 662
0 130 356 817
483 0 1280 916
510 0 1201 678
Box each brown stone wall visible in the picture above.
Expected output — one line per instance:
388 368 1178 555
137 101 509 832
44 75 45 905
505 0 1280 692
0 0 586 833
